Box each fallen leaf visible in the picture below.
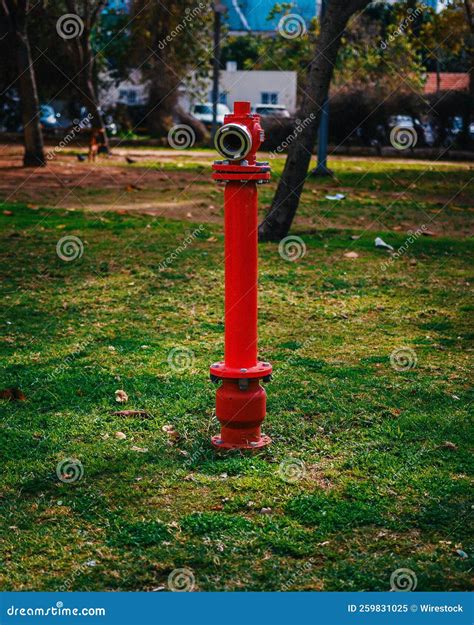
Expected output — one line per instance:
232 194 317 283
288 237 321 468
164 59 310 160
3 210 13 216
260 507 272 515
113 410 150 418
115 389 128 403
344 251 359 259
162 424 179 442
115 431 127 440
131 445 148 453
0 387 26 401
442 441 457 450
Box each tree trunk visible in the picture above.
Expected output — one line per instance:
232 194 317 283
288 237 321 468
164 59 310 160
147 69 180 136
259 0 370 241
80 70 107 136
14 2 45 167
463 0 474 147
74 37 109 149
63 1 109 148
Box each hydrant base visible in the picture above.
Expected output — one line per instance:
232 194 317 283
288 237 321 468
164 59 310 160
211 434 271 450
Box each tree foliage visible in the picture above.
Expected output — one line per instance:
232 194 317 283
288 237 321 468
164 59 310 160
129 0 213 135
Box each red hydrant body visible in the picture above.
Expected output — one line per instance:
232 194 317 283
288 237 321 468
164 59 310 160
210 101 272 449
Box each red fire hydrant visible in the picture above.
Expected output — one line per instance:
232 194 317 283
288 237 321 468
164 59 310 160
209 101 272 449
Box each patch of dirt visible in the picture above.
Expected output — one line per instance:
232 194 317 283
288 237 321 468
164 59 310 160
0 145 471 235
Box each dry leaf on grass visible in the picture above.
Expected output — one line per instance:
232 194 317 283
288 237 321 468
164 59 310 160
442 441 457 450
113 410 150 418
344 251 359 259
0 387 26 401
115 389 128 403
115 431 127 440
131 445 148 453
162 424 180 443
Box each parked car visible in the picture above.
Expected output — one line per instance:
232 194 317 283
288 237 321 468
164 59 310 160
387 114 435 147
190 103 230 129
253 104 291 119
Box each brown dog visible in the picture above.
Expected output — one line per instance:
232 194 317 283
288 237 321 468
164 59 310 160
88 128 108 162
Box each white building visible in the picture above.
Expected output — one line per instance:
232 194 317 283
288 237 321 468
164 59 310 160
99 66 297 117
179 67 298 114
219 68 297 113
99 69 149 109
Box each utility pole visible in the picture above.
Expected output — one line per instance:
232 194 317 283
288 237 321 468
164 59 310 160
311 0 333 177
211 2 226 140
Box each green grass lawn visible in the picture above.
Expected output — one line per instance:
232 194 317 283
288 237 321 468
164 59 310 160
0 157 472 591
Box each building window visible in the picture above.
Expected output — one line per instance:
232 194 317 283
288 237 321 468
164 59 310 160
261 92 278 105
119 89 137 105
219 92 227 105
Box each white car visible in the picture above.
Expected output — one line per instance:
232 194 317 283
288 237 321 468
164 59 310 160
191 103 230 128
253 104 291 118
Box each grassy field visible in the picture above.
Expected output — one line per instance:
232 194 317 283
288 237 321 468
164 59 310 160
0 153 472 591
